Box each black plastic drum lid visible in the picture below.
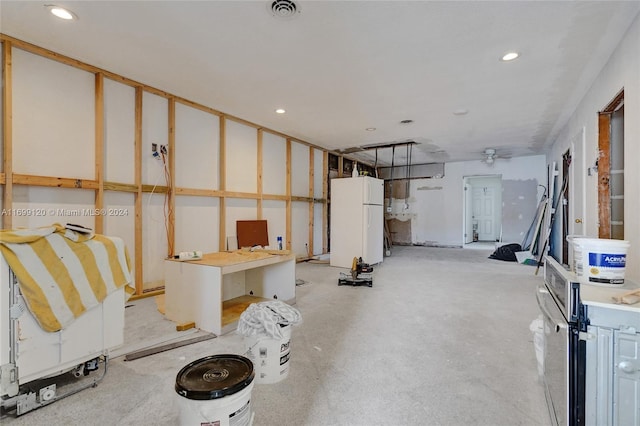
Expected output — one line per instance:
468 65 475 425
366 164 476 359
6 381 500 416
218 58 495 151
175 354 254 400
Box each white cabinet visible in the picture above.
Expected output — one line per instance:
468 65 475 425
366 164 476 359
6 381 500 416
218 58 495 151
585 304 640 426
164 252 296 335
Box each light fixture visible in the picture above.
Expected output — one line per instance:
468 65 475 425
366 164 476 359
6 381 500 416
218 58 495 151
275 108 286 114
365 127 376 131
46 5 78 20
484 148 496 164
501 52 519 61
400 119 414 124
453 109 468 116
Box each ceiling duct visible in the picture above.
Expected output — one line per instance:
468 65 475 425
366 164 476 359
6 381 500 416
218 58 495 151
268 0 300 19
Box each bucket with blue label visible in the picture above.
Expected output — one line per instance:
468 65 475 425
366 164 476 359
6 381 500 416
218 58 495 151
574 238 630 285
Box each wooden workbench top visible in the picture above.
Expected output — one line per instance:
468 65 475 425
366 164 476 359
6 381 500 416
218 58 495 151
170 250 293 268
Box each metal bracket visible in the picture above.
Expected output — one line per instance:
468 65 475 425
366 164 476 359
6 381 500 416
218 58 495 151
0 363 19 398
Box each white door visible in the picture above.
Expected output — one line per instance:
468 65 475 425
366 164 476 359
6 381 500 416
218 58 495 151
473 186 498 241
464 182 473 243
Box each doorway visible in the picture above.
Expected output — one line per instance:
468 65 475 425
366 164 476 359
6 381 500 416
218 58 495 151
598 90 625 240
464 175 502 246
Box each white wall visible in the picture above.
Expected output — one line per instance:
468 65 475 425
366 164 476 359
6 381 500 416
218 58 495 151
547 14 640 281
398 155 546 247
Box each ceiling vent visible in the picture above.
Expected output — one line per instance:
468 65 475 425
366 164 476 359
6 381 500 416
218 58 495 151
268 0 300 19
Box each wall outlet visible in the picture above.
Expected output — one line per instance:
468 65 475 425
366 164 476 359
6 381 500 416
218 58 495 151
151 143 157 153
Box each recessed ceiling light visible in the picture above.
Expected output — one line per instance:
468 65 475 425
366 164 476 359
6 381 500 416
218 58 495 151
46 5 78 20
365 127 376 131
501 52 519 61
453 109 468 116
275 108 286 114
400 119 413 124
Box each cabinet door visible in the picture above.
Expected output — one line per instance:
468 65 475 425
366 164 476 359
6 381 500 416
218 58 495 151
614 329 640 426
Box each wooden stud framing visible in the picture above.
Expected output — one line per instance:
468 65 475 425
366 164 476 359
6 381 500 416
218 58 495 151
94 73 105 234
308 148 314 257
257 129 263 219
286 138 292 250
218 116 226 251
0 34 339 287
167 98 176 257
598 113 612 239
323 151 329 253
337 156 343 178
2 41 12 229
134 87 143 295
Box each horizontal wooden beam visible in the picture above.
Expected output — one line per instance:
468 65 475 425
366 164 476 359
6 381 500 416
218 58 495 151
175 187 223 197
141 184 169 193
103 181 138 192
261 194 288 201
13 174 99 189
0 172 4 184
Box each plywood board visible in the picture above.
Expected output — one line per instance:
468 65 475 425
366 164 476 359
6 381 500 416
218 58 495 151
141 91 168 185
222 295 269 327
225 120 257 193
290 141 310 197
104 78 135 183
236 220 269 247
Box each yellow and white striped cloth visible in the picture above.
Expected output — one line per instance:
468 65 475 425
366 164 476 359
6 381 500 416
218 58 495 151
0 224 132 332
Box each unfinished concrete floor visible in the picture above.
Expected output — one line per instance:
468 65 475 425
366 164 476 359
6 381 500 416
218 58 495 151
4 246 549 425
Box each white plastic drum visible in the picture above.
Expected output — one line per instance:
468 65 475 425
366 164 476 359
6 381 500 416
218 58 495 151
244 324 292 384
175 354 255 426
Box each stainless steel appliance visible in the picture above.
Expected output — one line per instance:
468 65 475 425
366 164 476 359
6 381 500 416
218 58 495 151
537 256 587 426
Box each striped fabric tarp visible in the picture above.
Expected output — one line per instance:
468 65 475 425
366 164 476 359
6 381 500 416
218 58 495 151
0 224 132 332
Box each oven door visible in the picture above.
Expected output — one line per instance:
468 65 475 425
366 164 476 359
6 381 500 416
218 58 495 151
537 283 569 426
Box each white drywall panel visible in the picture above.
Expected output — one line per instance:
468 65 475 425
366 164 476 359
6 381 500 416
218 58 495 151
262 132 286 195
290 142 310 197
11 186 95 229
104 78 135 184
261 200 286 249
174 196 220 254
103 191 136 289
313 202 324 255
225 198 257 248
547 15 640 280
141 92 168 185
175 104 219 190
225 120 257 193
12 49 94 179
291 201 310 257
313 148 324 199
142 192 168 289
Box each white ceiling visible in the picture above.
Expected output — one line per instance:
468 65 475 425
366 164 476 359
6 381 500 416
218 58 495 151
1 1 639 167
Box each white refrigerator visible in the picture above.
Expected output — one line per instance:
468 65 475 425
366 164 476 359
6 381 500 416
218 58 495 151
330 176 384 268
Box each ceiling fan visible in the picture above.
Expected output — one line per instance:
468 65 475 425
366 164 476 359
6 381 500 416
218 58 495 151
481 148 510 165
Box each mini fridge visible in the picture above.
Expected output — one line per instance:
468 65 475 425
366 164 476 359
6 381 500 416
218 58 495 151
330 176 384 268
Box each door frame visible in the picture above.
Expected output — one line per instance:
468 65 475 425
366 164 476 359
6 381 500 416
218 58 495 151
463 175 502 246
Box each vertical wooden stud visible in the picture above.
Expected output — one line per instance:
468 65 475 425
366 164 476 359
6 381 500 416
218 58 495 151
134 87 143 295
286 138 292 250
323 151 328 254
338 156 343 178
2 41 13 229
308 148 314 257
167 98 176 257
219 116 226 250
598 113 611 239
257 129 263 219
94 73 105 234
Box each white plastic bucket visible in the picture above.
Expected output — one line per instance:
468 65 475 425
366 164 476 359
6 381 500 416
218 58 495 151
244 324 292 384
566 235 586 276
175 354 255 426
573 238 630 285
